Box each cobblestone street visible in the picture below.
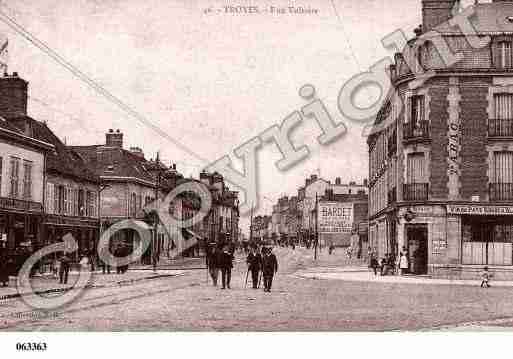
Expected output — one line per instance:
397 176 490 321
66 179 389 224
0 247 512 331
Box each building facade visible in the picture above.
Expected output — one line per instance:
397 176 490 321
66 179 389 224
0 112 52 255
369 0 513 279
298 175 368 245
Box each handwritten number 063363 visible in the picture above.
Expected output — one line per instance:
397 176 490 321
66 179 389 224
16 342 47 351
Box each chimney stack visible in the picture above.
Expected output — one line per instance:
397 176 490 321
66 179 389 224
0 72 28 120
106 129 123 148
335 177 341 185
422 0 457 33
129 146 144 158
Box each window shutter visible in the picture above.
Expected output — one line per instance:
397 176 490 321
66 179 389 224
493 41 501 68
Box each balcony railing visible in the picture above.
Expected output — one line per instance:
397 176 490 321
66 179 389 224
403 183 429 201
490 183 513 201
403 121 430 141
488 118 513 138
0 196 43 212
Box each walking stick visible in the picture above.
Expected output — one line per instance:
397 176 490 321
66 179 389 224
244 269 249 289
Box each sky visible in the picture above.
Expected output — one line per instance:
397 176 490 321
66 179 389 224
0 0 479 231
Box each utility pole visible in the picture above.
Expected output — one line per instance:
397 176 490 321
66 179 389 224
314 193 318 261
152 152 161 271
249 204 254 244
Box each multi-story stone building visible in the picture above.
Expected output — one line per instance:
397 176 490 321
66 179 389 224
0 101 53 254
199 171 240 246
7 117 100 260
73 131 188 262
368 0 513 278
298 175 368 244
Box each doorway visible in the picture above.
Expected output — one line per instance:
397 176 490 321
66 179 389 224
405 224 428 275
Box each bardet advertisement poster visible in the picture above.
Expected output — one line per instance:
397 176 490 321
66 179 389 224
318 202 353 234
0 0 511 358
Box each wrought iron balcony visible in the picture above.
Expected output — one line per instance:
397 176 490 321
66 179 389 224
490 183 513 201
403 121 430 141
488 118 513 138
0 196 43 212
403 183 429 201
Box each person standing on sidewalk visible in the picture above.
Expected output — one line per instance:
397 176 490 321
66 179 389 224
261 247 278 292
206 243 219 286
79 254 89 271
218 245 234 289
246 245 262 289
399 252 409 276
59 254 71 284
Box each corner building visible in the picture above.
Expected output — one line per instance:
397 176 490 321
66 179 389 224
369 0 513 279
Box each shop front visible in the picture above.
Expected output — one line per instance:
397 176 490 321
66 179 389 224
402 204 513 280
0 198 44 254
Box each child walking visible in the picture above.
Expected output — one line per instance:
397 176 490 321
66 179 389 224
481 266 491 288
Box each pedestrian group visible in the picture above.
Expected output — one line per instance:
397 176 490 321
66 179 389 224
206 243 279 292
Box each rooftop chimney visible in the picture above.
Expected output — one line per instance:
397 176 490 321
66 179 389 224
106 129 123 148
335 177 341 185
422 0 457 33
0 72 28 120
129 146 144 158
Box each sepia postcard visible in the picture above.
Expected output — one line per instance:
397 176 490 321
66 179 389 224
0 0 512 357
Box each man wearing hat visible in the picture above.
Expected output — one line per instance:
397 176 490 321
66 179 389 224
206 242 219 286
217 245 234 289
261 246 278 292
246 245 262 289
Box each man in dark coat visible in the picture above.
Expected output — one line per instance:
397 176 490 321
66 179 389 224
59 254 71 284
217 245 234 289
206 243 219 286
246 245 262 289
261 247 278 292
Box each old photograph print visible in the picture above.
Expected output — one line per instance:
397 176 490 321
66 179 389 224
1 0 513 335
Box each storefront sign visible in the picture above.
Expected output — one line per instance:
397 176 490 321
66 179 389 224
318 202 353 233
447 84 461 200
447 205 513 216
432 239 447 255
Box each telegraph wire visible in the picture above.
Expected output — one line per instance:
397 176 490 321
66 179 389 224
0 8 209 168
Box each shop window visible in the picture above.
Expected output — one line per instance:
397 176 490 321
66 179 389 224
462 219 513 265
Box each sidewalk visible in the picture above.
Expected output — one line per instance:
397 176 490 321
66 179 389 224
0 269 185 302
293 267 513 287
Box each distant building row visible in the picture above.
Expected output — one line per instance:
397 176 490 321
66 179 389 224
0 72 239 265
252 174 368 254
